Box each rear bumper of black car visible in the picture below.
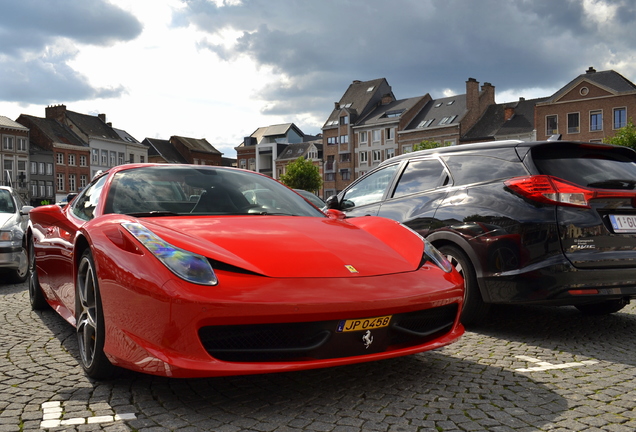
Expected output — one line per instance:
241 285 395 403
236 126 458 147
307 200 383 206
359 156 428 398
480 256 636 305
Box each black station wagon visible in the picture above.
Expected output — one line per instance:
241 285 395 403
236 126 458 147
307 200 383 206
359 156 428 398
326 140 636 324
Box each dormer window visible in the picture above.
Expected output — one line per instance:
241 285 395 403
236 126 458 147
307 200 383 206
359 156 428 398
418 119 434 128
385 110 404 118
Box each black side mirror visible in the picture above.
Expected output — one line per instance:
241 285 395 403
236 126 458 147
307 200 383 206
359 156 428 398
325 195 339 209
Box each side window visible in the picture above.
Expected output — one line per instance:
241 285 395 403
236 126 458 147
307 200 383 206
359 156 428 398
342 164 399 209
71 175 108 221
442 155 526 186
392 159 447 198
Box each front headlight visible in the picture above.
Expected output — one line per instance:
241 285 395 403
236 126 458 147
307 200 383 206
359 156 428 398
0 228 21 245
121 222 218 285
402 225 453 273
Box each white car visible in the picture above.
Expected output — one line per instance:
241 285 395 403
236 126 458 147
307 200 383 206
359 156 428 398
0 187 33 283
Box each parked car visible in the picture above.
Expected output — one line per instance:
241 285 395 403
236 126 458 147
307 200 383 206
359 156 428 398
27 164 464 379
0 186 33 283
326 140 636 325
293 189 326 208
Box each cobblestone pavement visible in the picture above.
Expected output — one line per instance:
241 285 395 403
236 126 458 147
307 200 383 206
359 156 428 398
1 279 636 432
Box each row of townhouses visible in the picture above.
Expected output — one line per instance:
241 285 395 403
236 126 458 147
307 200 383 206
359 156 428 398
1 105 227 205
236 67 636 199
2 67 635 206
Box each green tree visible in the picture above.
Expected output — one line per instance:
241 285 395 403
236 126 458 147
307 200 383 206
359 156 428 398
279 157 322 192
411 140 442 152
603 119 636 149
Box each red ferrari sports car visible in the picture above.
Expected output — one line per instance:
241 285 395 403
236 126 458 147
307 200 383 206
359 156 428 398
27 164 464 379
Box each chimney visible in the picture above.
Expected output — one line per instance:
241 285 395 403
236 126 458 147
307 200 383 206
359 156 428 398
504 106 515 121
98 113 106 123
45 104 67 122
481 82 495 105
586 66 596 74
381 93 393 105
334 102 340 110
466 78 479 112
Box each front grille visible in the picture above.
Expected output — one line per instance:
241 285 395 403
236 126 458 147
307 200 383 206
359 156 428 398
198 304 458 362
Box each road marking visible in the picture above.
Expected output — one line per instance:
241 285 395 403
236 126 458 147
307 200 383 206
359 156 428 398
39 401 136 429
515 355 599 372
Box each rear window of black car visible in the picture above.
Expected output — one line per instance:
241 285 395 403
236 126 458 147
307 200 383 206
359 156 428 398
532 144 636 189
442 155 527 186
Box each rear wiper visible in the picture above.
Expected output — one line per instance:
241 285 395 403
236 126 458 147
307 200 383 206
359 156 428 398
126 211 181 217
587 179 636 190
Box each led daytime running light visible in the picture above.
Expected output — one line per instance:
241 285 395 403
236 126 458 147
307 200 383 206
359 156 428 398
122 222 218 286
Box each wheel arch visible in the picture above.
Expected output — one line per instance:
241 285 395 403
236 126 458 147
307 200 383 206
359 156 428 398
427 231 493 303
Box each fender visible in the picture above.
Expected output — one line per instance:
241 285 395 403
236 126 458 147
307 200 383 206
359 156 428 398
425 230 493 303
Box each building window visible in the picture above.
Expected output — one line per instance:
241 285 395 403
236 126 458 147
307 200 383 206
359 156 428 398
56 152 64 164
3 136 14 150
372 130 381 143
327 136 338 145
239 159 246 169
546 115 558 135
340 135 348 144
118 153 124 165
17 138 27 152
68 154 76 166
567 113 580 134
39 182 46 198
373 150 382 162
360 152 368 164
129 154 134 163
30 162 37 175
325 173 335 181
359 131 368 144
46 163 53 175
140 156 144 163
80 175 87 189
57 173 65 192
385 128 394 140
31 181 38 197
340 116 349 125
80 155 87 167
339 153 351 163
110 151 116 166
386 148 395 159
46 181 53 197
340 169 350 180
326 155 335 171
68 174 76 192
614 108 627 129
248 158 255 170
402 145 412 154
91 149 98 164
590 110 603 131
101 150 108 165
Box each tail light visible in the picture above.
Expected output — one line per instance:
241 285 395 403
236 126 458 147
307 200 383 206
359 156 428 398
505 175 636 209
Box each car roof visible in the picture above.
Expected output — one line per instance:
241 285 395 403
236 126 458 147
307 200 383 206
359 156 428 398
380 139 630 166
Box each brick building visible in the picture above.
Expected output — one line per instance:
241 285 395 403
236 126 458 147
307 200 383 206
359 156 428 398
535 67 636 142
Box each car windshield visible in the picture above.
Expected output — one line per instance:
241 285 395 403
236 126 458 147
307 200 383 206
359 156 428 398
0 190 15 213
532 144 636 190
104 166 324 217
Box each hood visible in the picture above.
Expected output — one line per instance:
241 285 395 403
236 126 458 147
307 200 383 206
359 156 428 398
0 213 17 230
141 215 424 278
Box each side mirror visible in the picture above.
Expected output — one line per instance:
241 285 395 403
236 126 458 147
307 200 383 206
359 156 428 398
325 195 339 209
20 206 34 216
324 209 346 220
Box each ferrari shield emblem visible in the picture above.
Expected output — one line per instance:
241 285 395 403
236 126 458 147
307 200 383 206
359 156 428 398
345 265 358 273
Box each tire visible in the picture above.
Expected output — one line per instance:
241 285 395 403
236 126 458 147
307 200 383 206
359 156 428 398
76 249 117 379
8 241 29 284
28 239 49 311
438 245 490 326
575 299 628 315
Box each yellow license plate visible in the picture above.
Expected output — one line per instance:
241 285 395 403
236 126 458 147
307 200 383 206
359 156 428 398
336 315 392 332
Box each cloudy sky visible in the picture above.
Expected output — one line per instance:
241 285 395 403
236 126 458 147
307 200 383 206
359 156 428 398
1 0 635 158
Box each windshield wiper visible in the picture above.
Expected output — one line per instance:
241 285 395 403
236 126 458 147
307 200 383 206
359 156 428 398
126 211 181 217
